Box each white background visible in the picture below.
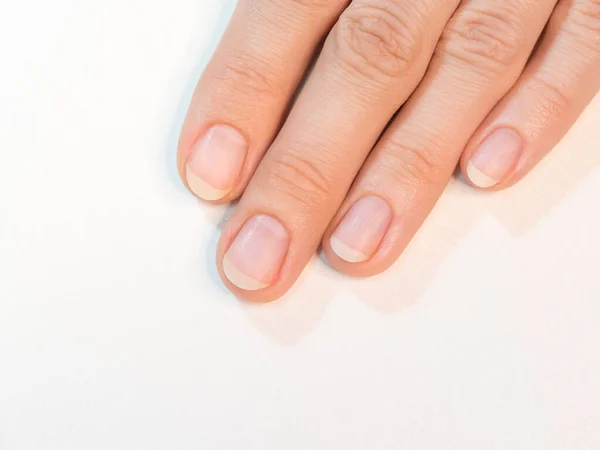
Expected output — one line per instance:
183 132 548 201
1 1 600 448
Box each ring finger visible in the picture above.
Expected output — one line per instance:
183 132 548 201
323 0 559 276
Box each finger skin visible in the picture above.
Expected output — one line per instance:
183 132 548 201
461 0 600 190
216 0 461 302
177 0 347 202
323 0 558 278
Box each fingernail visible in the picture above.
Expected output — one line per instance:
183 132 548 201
467 128 523 188
223 215 289 291
330 196 392 263
185 125 248 200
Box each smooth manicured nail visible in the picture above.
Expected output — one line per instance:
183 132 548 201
186 125 247 200
330 196 393 263
467 128 523 188
223 215 289 291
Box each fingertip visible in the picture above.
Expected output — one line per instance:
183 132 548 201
222 256 269 292
329 236 370 264
465 161 500 189
462 128 524 190
322 239 390 279
185 166 232 201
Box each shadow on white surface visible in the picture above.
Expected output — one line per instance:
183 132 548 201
238 95 600 344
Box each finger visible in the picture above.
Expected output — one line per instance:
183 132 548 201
216 0 462 302
462 0 600 190
177 0 347 201
322 0 558 276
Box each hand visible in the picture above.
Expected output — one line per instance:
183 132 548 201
177 0 600 302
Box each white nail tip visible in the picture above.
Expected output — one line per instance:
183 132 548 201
467 162 499 189
186 167 230 201
223 256 268 291
330 237 369 263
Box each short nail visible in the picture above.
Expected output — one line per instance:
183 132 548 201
330 196 393 263
185 125 247 200
223 215 289 291
467 128 523 188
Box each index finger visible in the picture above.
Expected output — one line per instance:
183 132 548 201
178 0 348 201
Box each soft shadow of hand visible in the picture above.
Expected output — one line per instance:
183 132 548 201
240 96 600 344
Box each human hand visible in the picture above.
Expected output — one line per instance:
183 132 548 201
178 0 600 302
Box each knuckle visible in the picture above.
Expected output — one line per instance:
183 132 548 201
440 5 525 77
573 0 600 28
218 53 282 99
528 74 573 119
268 151 333 209
379 132 444 187
333 3 424 79
564 0 600 54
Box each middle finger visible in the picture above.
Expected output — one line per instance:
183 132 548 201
216 0 461 301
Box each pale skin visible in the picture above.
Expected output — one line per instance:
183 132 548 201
178 0 600 302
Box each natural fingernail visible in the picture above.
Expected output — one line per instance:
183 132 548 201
467 128 523 189
185 125 247 200
223 215 289 291
330 196 392 263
